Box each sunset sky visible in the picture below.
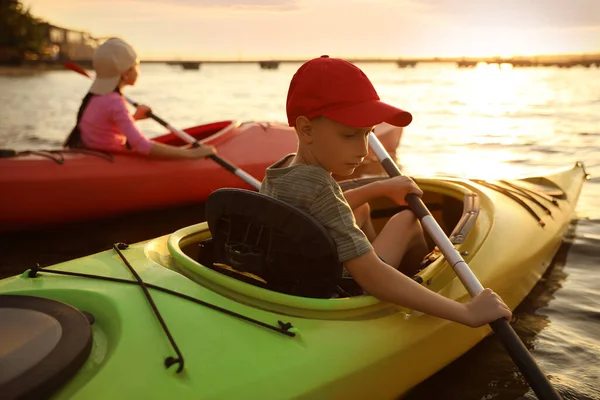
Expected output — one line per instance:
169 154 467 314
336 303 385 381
23 0 600 60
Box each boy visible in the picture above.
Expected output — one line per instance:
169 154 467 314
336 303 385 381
260 56 511 328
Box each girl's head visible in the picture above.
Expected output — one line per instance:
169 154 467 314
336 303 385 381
89 38 139 95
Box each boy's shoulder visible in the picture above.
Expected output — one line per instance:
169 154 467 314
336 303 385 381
283 164 333 187
266 155 335 187
262 155 340 201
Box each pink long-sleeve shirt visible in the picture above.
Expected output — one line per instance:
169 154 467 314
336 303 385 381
79 92 153 155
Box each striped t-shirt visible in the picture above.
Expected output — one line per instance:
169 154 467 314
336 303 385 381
260 154 373 263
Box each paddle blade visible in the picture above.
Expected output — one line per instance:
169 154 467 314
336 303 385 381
64 62 93 78
0 149 18 158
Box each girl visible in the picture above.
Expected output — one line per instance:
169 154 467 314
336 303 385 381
64 38 215 159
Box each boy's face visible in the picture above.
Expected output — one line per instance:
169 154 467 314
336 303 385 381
299 117 373 176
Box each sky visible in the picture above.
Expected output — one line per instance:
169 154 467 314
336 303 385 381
23 0 600 60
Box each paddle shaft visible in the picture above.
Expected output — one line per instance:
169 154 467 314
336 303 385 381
368 133 561 400
125 97 261 190
65 62 261 190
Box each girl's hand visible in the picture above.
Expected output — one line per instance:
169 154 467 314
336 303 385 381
133 105 152 120
380 176 423 206
188 145 216 159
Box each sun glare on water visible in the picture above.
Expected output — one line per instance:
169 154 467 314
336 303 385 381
400 62 554 181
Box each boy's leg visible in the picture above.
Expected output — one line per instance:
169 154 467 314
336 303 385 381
372 210 428 276
352 202 377 242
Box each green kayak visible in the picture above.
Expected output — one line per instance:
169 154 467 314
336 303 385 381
0 163 587 399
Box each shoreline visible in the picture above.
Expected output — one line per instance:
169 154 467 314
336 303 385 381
3 50 600 76
0 64 68 75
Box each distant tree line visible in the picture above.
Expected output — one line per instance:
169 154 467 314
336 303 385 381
0 0 46 64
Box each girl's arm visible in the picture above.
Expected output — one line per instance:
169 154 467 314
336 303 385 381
111 96 214 159
148 142 214 159
111 96 154 155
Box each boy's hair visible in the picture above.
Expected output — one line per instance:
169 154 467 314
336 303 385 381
286 55 412 128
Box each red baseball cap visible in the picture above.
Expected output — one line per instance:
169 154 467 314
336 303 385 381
286 55 412 128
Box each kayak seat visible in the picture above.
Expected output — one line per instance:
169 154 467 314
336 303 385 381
205 188 344 299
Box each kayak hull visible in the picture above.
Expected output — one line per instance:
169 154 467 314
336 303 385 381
0 163 586 399
0 121 288 232
0 121 401 232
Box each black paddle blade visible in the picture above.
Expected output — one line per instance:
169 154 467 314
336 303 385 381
0 149 18 158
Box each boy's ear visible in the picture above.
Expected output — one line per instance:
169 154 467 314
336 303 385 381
295 116 313 144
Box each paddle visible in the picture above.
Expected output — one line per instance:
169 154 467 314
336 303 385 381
64 62 261 190
0 149 18 157
367 133 562 400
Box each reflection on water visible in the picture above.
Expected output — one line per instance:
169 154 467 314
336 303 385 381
1 63 599 399
405 220 600 400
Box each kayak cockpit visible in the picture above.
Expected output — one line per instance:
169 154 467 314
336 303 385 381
167 177 483 313
152 120 240 147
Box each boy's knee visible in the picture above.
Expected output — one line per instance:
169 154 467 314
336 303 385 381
389 210 414 224
354 202 371 223
356 202 370 215
389 210 422 236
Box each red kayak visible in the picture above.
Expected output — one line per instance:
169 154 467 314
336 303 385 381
0 120 402 232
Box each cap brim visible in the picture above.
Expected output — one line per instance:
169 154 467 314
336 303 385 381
322 100 412 128
89 76 121 95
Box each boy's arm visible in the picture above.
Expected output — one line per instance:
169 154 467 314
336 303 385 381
343 181 386 210
344 251 511 327
343 176 423 210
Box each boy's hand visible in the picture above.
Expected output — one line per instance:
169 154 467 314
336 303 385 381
381 176 423 206
463 288 512 327
133 105 152 120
